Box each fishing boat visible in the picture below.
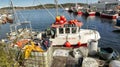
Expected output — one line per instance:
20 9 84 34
66 3 83 15
82 0 96 16
100 9 118 19
0 1 14 24
49 15 100 46
72 4 83 15
0 14 8 24
82 8 96 16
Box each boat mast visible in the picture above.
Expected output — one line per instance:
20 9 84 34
54 0 58 16
75 0 78 11
10 0 19 32
10 0 20 23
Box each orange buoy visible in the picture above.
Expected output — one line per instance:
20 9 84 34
65 41 71 47
56 16 60 22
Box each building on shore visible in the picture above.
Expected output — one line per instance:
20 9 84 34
90 0 120 12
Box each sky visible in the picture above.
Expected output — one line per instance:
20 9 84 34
0 0 98 8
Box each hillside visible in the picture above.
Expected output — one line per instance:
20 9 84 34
0 3 86 11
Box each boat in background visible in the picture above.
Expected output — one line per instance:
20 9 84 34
100 10 118 19
72 4 83 15
0 0 14 24
65 3 83 15
0 14 8 24
82 7 96 16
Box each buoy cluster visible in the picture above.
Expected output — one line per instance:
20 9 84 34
65 41 83 47
55 15 67 24
68 19 79 24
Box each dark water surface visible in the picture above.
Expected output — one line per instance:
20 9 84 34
0 9 120 52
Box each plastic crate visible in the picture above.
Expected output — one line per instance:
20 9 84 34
24 46 53 67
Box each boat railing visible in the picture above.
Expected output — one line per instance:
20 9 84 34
10 21 32 32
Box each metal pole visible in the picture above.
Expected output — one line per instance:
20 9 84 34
54 0 58 16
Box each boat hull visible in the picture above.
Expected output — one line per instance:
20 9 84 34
100 14 118 19
73 11 83 15
83 12 96 16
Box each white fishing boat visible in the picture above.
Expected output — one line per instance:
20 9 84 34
48 16 100 46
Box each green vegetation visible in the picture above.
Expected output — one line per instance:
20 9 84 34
0 3 86 11
0 43 15 67
0 43 18 67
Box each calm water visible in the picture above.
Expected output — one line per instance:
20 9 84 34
0 9 120 52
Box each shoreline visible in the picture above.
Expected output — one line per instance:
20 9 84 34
0 3 86 14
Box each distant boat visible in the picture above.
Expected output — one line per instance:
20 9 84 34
0 14 7 24
66 3 83 15
82 8 96 16
6 14 14 23
100 10 118 19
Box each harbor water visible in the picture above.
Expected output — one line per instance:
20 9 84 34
0 9 120 53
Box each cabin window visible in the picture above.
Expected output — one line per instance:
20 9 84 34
72 27 77 33
65 28 70 33
59 28 63 34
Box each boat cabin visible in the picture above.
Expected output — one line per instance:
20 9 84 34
44 19 83 46
53 24 80 35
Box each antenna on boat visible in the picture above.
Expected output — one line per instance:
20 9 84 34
10 0 20 23
54 0 58 16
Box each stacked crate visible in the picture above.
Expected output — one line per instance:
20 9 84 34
24 46 53 67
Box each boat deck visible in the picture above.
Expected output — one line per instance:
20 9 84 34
51 47 108 67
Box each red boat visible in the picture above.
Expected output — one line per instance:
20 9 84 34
100 10 118 19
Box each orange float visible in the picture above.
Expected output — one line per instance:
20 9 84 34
65 41 71 47
77 42 81 46
56 16 60 22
